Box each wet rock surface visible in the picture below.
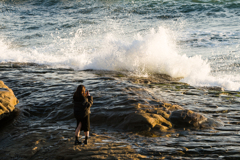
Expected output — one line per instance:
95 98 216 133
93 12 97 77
1 63 240 159
170 109 207 128
0 126 147 160
0 80 19 125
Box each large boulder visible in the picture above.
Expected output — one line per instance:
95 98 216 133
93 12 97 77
0 81 19 121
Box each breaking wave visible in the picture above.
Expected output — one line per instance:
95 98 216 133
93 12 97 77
0 26 239 91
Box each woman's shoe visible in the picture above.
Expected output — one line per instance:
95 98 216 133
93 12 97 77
75 140 82 145
84 136 88 144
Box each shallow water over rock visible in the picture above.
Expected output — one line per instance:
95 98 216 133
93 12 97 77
1 63 240 159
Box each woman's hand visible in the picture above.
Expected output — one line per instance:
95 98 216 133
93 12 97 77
86 90 90 96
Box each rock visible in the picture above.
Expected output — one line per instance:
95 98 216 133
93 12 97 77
169 109 207 127
151 113 172 128
151 124 169 131
200 118 224 128
118 112 172 132
200 86 224 91
208 105 218 108
1 129 147 160
0 81 19 121
162 103 183 111
91 101 215 133
155 109 170 119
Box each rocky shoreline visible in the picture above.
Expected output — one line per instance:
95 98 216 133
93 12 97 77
1 126 147 160
0 79 224 160
1 64 240 159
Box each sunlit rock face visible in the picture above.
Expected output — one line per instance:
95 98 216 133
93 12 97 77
0 81 19 121
91 101 220 133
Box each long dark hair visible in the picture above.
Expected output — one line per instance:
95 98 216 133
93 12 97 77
73 85 87 101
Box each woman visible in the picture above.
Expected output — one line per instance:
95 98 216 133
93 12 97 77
73 85 93 145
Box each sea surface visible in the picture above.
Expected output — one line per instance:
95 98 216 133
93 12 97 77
1 0 240 159
1 0 240 90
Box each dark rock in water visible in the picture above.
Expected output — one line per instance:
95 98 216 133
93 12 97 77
118 112 154 131
200 118 224 128
208 105 218 108
200 86 224 91
169 109 207 128
0 81 19 123
128 73 182 85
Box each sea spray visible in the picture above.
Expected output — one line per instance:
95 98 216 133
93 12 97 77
0 27 239 91
0 37 91 68
87 27 240 91
86 27 210 77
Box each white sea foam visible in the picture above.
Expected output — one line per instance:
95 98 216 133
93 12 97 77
0 27 240 91
86 27 210 78
0 37 91 68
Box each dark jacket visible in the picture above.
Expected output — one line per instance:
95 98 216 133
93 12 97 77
73 96 93 118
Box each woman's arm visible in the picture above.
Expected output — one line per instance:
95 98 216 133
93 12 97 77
85 96 93 109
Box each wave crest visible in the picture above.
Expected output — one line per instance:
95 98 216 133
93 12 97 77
0 26 239 90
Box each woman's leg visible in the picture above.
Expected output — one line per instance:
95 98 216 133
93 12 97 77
75 122 82 145
84 131 89 144
84 131 89 137
75 122 82 137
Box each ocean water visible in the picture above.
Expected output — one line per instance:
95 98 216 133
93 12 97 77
1 1 240 159
0 0 240 90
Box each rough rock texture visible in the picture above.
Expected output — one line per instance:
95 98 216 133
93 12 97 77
170 109 207 127
0 129 147 160
0 80 19 121
91 101 210 133
117 112 172 131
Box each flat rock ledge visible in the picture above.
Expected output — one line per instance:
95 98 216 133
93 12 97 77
0 80 19 123
1 129 148 160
